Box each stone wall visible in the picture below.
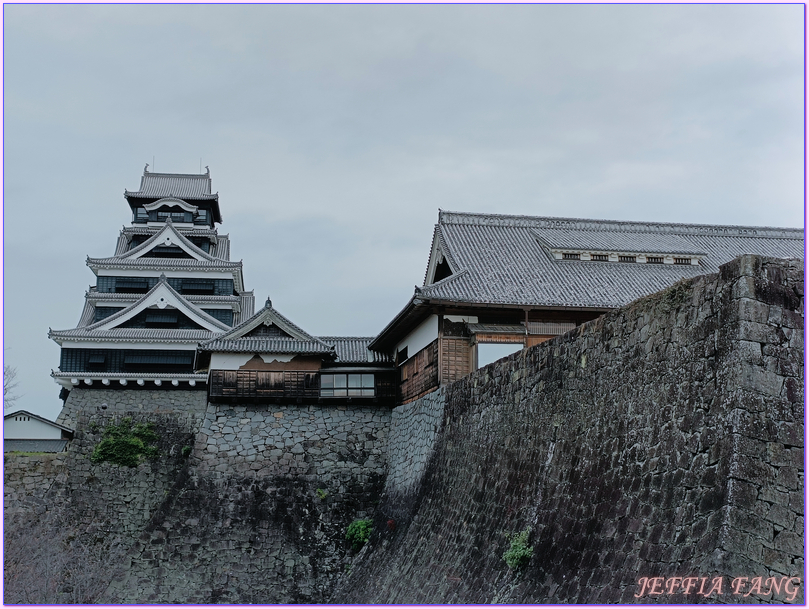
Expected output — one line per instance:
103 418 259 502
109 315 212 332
336 255 804 604
105 402 392 603
4 452 68 516
56 388 209 432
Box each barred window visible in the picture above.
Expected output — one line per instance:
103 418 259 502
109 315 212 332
562 253 580 260
674 257 692 265
647 256 664 264
618 255 636 263
591 254 609 262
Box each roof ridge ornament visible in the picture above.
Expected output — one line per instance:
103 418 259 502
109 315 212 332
159 273 167 282
144 163 149 174
265 296 272 308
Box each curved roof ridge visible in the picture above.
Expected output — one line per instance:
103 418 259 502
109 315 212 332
115 219 225 263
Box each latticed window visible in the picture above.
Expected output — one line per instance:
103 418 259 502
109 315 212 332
674 257 692 265
619 255 636 263
647 256 664 264
320 373 375 397
562 253 580 260
591 254 609 262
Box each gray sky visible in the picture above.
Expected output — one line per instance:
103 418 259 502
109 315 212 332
3 4 804 421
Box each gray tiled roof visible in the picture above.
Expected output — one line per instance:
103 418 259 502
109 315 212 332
125 170 217 200
466 324 525 335
50 328 216 343
87 256 242 271
4 439 68 453
318 337 392 364
419 211 803 309
199 338 335 355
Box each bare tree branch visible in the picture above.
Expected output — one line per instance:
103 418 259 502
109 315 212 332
4 364 20 411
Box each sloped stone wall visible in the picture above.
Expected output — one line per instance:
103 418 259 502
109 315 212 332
336 255 804 604
4 452 68 516
104 402 391 603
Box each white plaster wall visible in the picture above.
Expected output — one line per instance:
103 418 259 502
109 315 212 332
396 315 438 361
209 353 295 370
4 417 63 440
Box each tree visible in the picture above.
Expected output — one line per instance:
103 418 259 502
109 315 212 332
4 364 20 411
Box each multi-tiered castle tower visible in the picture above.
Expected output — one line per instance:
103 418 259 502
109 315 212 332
50 166 254 394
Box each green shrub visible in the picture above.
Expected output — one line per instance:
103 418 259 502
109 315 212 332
345 518 373 551
502 527 533 570
90 418 159 467
181 445 192 458
316 488 328 500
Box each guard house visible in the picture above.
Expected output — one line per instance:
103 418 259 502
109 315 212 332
370 210 804 404
198 299 396 405
50 166 255 393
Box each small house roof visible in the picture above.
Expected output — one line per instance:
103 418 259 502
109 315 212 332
4 439 69 453
4 410 74 434
318 337 393 364
198 298 335 355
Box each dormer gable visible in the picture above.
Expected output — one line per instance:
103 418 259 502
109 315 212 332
206 298 331 348
88 277 230 333
143 197 199 214
424 224 458 286
121 221 221 262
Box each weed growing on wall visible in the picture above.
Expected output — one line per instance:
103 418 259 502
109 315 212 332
90 418 159 467
346 518 373 551
316 488 328 500
502 528 533 570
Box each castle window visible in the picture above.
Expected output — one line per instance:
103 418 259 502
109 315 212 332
134 208 149 223
181 280 215 295
591 254 609 262
157 211 188 223
619 255 636 263
320 373 374 397
115 278 149 293
647 256 664 264
562 253 580 260
674 257 691 265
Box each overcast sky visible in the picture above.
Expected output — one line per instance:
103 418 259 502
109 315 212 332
3 4 804 421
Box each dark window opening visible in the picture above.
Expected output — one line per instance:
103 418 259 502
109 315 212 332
181 280 215 295
563 253 580 260
87 354 106 371
396 346 408 366
202 309 233 326
114 279 149 294
647 256 664 264
433 259 453 283
591 254 609 262
94 307 124 322
674 257 692 265
619 255 636 263
133 208 149 223
145 246 194 259
157 211 190 223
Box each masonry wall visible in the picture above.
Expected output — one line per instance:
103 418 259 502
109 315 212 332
336 255 804 604
7 388 391 604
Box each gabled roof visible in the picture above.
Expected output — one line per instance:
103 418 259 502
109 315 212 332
198 298 335 355
371 210 804 350
318 337 393 364
110 220 226 263
116 227 230 259
420 210 802 308
4 410 74 433
50 276 230 344
124 166 222 223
